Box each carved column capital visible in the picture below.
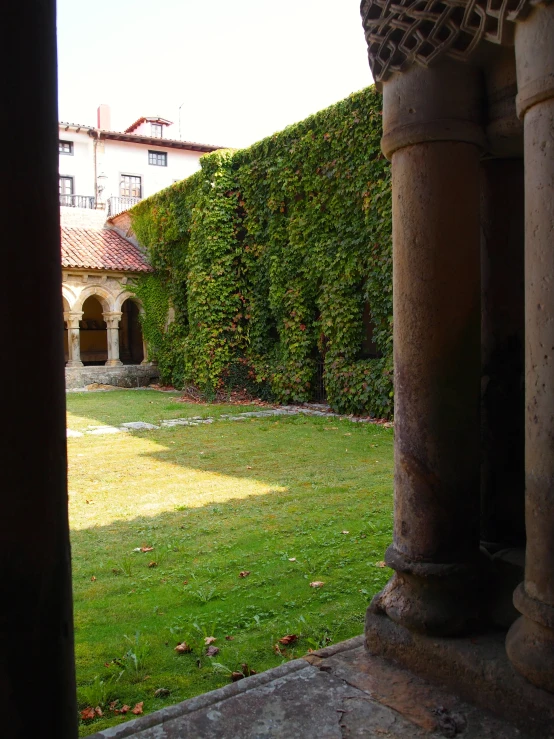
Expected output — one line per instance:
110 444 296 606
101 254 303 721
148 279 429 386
360 0 552 86
380 60 486 158
102 311 122 329
515 2 554 115
66 311 82 330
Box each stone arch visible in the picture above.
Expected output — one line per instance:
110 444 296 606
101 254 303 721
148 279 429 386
80 294 108 365
114 290 143 314
62 296 69 362
119 293 145 364
62 284 77 311
73 285 114 313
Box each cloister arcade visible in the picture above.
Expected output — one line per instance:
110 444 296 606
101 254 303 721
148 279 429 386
62 279 147 368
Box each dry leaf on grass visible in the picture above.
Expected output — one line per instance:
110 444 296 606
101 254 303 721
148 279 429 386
95 707 103 717
80 707 95 721
341 530 349 535
154 688 171 698
90 576 97 581
288 557 296 562
376 561 387 568
206 645 220 656
148 561 158 568
204 636 217 645
225 635 235 641
175 642 192 654
310 581 324 588
140 546 154 553
239 570 251 578
120 705 130 714
231 671 244 682
132 702 144 715
278 634 298 645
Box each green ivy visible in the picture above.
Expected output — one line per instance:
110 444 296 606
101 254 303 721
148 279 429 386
131 273 168 360
130 86 393 417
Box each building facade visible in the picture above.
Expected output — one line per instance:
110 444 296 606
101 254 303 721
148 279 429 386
60 206 160 389
58 106 222 389
58 105 222 217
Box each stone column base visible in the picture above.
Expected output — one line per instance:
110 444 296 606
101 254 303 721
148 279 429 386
369 546 486 636
506 584 554 693
365 611 554 737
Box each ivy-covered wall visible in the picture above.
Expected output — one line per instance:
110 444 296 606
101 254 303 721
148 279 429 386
131 85 393 417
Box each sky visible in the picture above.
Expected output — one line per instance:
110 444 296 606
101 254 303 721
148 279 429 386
56 0 373 150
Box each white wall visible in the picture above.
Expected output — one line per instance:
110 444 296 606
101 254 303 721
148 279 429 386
97 139 204 200
131 120 168 137
57 129 96 197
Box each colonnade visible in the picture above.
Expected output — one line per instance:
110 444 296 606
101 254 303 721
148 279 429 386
63 307 149 367
362 0 554 694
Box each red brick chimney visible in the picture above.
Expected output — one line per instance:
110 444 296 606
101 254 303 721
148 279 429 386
97 104 111 130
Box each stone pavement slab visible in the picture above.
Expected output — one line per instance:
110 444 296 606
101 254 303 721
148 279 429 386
67 403 390 441
121 422 160 430
87 426 128 435
88 636 530 739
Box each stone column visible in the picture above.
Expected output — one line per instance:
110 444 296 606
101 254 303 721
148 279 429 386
507 2 554 693
141 338 149 365
103 311 122 366
65 312 83 367
368 61 486 636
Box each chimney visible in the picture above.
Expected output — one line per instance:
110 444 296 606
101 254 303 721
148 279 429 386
97 104 111 131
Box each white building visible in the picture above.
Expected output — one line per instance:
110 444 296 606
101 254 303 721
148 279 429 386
57 105 222 390
58 105 222 216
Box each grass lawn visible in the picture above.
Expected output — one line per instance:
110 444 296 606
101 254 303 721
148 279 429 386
67 390 394 736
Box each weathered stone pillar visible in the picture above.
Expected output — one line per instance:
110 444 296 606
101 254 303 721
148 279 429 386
65 312 83 368
1 0 78 733
369 61 485 636
103 311 122 366
507 2 554 693
480 158 525 548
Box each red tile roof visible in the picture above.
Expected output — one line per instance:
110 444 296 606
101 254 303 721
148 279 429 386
124 116 173 133
61 227 152 273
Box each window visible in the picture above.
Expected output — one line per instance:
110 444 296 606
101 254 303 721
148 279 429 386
120 175 142 198
59 176 74 205
148 150 167 167
59 176 73 196
151 123 162 138
59 140 73 155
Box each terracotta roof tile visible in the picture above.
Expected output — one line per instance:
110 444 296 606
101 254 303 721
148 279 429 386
61 227 152 273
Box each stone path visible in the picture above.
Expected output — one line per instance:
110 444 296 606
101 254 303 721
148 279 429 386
87 636 531 739
66 404 392 438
